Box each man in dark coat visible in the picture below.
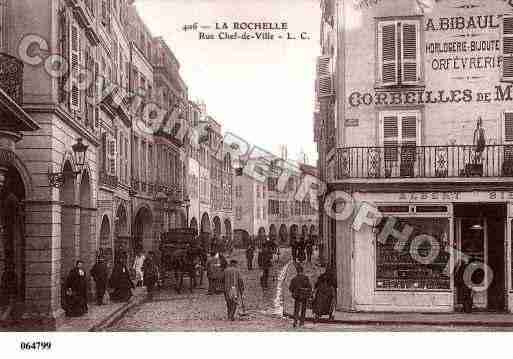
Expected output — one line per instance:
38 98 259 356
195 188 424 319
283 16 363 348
246 241 255 270
289 265 312 328
223 260 244 321
90 256 109 305
109 259 134 302
297 237 306 263
64 260 88 317
305 236 314 263
142 251 159 300
258 246 273 289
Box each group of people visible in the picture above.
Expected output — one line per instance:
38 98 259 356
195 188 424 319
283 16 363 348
245 239 277 289
289 264 337 328
290 235 315 264
63 251 160 318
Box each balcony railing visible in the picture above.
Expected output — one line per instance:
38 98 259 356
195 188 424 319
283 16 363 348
99 171 118 188
0 53 23 105
330 144 513 180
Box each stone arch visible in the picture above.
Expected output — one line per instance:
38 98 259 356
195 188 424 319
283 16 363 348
234 229 250 248
0 149 34 199
279 224 288 243
269 224 277 239
213 216 221 237
224 218 232 239
190 217 198 234
310 225 316 235
301 224 308 238
290 224 299 238
133 206 153 255
99 215 111 251
0 164 27 309
200 212 210 234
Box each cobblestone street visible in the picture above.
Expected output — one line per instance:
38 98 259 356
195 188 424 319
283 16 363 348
106 249 297 331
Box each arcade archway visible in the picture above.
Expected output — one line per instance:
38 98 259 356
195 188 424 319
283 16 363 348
79 171 93 270
213 216 221 238
133 206 153 255
269 224 277 239
190 217 198 234
279 224 288 244
60 161 76 279
0 165 26 311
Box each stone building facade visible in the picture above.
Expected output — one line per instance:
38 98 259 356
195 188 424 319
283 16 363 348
0 0 195 328
317 0 513 313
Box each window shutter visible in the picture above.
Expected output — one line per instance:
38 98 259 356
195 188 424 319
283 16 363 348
504 112 513 144
108 136 116 176
69 22 81 111
101 132 108 172
382 115 399 161
59 9 68 104
401 115 418 146
504 15 513 81
378 21 398 86
401 21 420 85
316 56 333 98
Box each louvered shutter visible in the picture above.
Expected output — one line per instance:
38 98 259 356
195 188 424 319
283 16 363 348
101 132 108 172
503 112 513 162
504 112 513 144
378 21 398 86
108 135 116 176
316 56 333 98
401 21 420 85
401 115 418 146
382 115 399 161
69 22 81 111
504 15 513 81
94 61 99 102
59 10 68 104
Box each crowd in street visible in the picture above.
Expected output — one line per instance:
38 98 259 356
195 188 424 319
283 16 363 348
62 250 159 318
63 235 334 328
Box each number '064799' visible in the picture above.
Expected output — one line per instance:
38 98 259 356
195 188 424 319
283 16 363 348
20 342 52 350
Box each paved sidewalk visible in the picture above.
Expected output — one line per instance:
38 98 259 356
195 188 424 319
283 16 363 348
58 287 146 332
282 261 513 328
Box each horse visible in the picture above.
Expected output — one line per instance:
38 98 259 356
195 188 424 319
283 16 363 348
165 245 206 293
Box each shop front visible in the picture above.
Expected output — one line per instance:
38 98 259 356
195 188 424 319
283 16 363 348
337 188 513 313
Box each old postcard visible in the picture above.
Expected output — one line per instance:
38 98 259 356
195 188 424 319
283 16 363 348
1 1 513 348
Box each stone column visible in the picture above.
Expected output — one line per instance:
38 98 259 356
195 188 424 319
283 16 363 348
23 200 63 329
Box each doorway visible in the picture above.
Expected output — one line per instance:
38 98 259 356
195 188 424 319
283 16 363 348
454 203 506 312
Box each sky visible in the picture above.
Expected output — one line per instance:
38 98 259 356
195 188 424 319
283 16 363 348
135 0 320 164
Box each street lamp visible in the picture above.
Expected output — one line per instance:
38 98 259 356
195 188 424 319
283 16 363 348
48 138 89 188
183 194 191 226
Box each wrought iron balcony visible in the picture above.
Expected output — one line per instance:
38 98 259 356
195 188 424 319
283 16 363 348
0 53 23 105
329 144 513 180
99 171 118 188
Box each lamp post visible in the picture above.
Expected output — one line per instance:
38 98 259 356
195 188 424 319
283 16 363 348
48 138 89 188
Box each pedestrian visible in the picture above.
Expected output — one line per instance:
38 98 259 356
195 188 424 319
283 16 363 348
305 236 314 263
133 250 145 287
258 245 272 289
312 267 336 321
290 235 298 262
206 252 220 294
90 255 109 306
246 242 255 270
142 251 159 300
64 260 88 317
223 259 244 321
297 237 306 263
109 258 134 302
289 264 312 328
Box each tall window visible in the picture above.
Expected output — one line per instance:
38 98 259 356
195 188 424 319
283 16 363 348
377 19 421 86
503 15 513 81
380 110 420 161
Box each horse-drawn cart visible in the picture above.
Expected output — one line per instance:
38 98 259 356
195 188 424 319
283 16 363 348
159 228 206 293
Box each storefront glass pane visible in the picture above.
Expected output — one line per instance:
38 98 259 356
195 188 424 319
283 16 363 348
376 217 450 291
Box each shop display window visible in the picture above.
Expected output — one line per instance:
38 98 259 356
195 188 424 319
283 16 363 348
376 217 450 291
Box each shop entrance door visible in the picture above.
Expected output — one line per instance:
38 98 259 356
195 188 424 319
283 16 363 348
454 204 506 312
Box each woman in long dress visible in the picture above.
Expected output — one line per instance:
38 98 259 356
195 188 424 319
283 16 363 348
109 259 134 302
133 252 145 287
64 260 88 317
